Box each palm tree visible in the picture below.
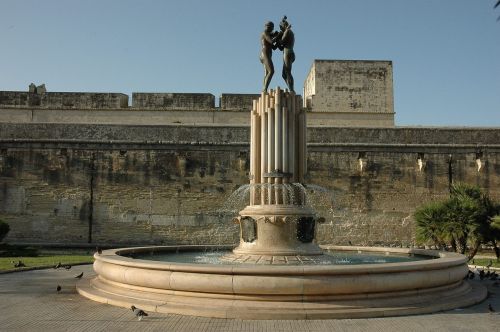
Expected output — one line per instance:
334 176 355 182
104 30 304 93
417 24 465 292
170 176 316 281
414 183 500 260
414 202 448 249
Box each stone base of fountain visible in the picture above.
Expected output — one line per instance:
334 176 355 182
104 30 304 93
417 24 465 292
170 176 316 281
228 205 324 260
77 245 487 319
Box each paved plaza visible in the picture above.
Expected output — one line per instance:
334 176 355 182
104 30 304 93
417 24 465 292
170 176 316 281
0 265 498 332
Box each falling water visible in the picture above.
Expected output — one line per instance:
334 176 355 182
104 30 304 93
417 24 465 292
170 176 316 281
217 183 335 216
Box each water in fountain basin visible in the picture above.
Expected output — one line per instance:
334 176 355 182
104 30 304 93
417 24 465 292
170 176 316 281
125 249 430 265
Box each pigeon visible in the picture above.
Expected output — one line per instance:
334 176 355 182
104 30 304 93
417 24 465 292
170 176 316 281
488 303 495 314
56 285 62 292
14 260 26 268
131 305 148 321
74 272 84 279
54 262 62 269
65 265 72 270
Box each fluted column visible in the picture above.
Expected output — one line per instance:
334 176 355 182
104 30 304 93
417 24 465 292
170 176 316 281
251 89 306 206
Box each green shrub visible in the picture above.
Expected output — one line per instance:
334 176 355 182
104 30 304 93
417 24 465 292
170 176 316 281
0 220 10 242
414 183 500 260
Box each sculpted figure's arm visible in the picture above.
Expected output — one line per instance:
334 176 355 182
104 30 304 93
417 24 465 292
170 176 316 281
280 27 291 48
261 32 273 45
272 31 283 50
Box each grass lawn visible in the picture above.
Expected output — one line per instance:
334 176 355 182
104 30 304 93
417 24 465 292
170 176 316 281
470 258 500 269
0 246 94 271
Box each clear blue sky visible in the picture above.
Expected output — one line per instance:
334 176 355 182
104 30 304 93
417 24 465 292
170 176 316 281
1 0 499 126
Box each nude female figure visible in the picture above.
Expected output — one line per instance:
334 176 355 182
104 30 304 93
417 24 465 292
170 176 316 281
260 21 278 92
277 16 295 92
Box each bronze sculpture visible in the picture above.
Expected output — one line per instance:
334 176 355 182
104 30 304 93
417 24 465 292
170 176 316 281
260 21 277 92
277 16 295 92
260 17 295 92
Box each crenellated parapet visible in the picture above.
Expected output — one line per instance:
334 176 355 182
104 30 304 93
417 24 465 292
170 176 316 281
219 93 260 110
0 90 264 111
131 93 215 110
0 91 129 109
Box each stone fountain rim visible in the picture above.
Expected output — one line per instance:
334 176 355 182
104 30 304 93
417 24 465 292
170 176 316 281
95 245 467 275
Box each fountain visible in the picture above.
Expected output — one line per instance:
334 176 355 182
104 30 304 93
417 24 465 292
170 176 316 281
77 19 486 319
77 88 486 319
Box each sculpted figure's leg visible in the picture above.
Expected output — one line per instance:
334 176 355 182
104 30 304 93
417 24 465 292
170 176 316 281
263 57 274 92
287 67 294 92
283 52 294 92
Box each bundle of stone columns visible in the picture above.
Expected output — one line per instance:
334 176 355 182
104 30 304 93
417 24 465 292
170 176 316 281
226 88 323 259
249 88 307 206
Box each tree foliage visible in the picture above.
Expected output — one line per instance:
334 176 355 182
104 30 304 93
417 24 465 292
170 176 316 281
414 183 500 260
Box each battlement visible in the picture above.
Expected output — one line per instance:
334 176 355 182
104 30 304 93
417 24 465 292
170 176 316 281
0 90 264 111
219 93 260 110
0 58 396 127
0 91 128 109
132 93 215 110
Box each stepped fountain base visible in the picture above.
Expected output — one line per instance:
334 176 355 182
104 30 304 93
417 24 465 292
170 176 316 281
77 245 487 320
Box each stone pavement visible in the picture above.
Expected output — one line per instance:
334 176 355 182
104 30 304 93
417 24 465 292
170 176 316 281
0 265 498 332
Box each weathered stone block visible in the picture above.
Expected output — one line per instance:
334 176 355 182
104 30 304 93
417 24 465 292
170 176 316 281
0 91 129 109
220 94 260 110
132 93 215 110
303 60 394 126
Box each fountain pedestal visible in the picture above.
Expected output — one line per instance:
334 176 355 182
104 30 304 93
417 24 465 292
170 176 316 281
230 205 323 259
228 88 324 261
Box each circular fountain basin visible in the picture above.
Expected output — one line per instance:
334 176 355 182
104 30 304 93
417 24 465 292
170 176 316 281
77 245 486 319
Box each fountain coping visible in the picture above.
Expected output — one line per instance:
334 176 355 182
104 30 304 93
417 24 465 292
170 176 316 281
95 245 467 274
78 245 485 319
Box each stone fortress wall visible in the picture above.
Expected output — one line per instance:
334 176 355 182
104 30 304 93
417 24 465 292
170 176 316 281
0 59 498 247
303 60 393 113
0 123 498 247
0 60 395 127
0 91 268 126
303 60 394 127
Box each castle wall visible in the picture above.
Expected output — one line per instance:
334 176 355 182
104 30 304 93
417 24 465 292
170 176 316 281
0 91 128 109
220 94 260 110
0 123 498 247
303 60 395 127
131 93 215 110
0 107 394 127
0 79 395 127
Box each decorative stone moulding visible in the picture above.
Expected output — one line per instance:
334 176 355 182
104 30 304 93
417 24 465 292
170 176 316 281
77 245 487 320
